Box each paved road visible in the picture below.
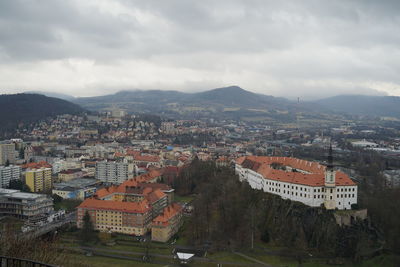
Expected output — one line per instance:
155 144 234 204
234 252 275 267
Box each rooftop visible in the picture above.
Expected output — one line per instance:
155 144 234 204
237 156 356 187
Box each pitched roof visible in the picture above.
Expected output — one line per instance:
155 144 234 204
78 198 150 213
152 203 183 226
21 161 52 169
238 156 356 187
133 154 160 162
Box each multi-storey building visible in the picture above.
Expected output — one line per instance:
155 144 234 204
95 161 129 184
151 203 183 242
25 167 52 193
77 173 179 240
0 141 16 165
235 153 357 210
52 178 100 200
0 165 21 188
58 169 84 182
77 198 152 235
0 188 54 219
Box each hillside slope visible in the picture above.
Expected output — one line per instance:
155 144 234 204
74 86 302 121
0 93 85 135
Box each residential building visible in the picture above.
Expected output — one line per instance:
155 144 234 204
0 141 16 165
235 154 357 210
25 167 52 192
0 188 54 219
95 161 129 184
151 203 183 242
0 165 21 188
58 169 84 182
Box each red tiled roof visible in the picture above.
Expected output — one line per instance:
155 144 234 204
78 198 150 213
135 169 162 183
152 203 183 226
21 161 52 169
146 189 166 204
134 154 160 162
237 156 356 187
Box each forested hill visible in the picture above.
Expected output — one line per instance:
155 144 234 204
0 93 85 135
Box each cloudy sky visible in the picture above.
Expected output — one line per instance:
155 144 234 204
0 0 399 99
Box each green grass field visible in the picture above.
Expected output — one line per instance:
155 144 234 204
59 229 400 267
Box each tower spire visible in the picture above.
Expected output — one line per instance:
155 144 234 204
327 143 333 169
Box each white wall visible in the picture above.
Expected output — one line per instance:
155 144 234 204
236 164 357 210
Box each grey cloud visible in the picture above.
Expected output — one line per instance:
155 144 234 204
0 0 399 98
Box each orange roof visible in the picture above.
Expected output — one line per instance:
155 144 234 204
135 169 162 183
95 185 120 198
78 198 151 213
152 203 183 226
126 150 141 157
21 161 52 169
238 156 356 187
146 189 166 204
114 152 125 157
133 154 160 162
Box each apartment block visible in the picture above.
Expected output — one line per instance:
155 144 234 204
0 141 16 165
0 165 21 188
95 161 129 184
25 167 52 192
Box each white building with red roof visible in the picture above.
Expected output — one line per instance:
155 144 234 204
235 153 357 210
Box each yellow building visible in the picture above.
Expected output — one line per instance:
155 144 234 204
151 203 183 242
77 198 152 235
25 168 52 192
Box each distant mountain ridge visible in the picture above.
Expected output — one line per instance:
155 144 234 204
74 86 300 120
0 93 85 136
73 86 400 119
314 95 400 118
24 91 76 101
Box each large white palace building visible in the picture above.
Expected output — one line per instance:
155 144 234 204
235 154 357 210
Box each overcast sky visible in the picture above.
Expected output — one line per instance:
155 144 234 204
0 0 399 99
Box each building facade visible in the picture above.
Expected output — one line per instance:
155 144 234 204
151 203 183 242
95 161 129 184
77 173 179 240
0 165 21 188
235 155 357 210
25 167 52 192
58 169 84 182
0 188 54 219
0 142 16 165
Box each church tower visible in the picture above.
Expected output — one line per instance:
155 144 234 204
324 144 337 210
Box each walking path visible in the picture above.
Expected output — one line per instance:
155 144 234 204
234 252 275 267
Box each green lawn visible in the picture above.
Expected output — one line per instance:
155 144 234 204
58 228 400 267
64 251 162 267
174 194 195 203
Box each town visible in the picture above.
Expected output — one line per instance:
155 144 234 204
1 108 400 266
